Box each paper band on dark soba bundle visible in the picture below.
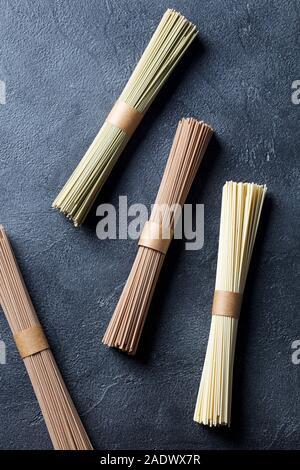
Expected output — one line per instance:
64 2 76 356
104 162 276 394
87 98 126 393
14 325 49 359
138 221 173 255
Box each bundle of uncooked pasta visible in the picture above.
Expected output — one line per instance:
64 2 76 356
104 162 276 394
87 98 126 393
103 118 213 355
53 9 198 226
0 226 92 450
194 181 267 426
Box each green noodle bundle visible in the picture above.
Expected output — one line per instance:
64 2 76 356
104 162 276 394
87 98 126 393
53 10 197 226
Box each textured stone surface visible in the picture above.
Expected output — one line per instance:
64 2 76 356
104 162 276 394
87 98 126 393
0 0 299 450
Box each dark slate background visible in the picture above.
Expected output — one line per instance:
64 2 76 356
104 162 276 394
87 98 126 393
0 0 299 450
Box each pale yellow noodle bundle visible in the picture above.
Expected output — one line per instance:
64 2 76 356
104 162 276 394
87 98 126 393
53 9 198 226
0 226 92 449
194 181 267 426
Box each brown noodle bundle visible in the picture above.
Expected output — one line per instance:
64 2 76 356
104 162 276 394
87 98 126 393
103 118 213 355
0 226 92 450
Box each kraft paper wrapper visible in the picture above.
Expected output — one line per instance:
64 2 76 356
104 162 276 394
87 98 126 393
14 325 49 359
106 100 144 136
138 221 173 255
212 290 242 319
